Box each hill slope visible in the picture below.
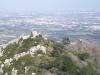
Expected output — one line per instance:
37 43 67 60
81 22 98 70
0 31 100 75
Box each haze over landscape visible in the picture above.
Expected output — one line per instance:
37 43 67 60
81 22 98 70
0 0 100 13
0 0 100 44
0 0 100 75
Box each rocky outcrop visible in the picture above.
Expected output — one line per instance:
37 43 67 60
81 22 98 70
0 31 100 75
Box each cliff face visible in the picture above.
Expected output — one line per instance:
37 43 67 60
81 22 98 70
0 31 100 75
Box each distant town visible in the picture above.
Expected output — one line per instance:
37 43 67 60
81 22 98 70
0 11 100 44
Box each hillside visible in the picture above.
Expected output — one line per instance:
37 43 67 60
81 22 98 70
0 31 100 75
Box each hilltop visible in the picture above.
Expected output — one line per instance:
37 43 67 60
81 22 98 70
0 31 100 75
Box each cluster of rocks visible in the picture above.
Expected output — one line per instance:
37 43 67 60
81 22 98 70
0 31 46 75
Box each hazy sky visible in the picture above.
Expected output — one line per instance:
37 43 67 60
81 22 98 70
0 0 100 13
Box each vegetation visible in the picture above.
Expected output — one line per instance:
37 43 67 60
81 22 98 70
0 33 100 75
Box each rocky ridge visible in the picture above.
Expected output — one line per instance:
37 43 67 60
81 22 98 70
0 31 100 75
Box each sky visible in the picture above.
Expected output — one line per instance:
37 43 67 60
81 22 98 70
0 0 100 13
